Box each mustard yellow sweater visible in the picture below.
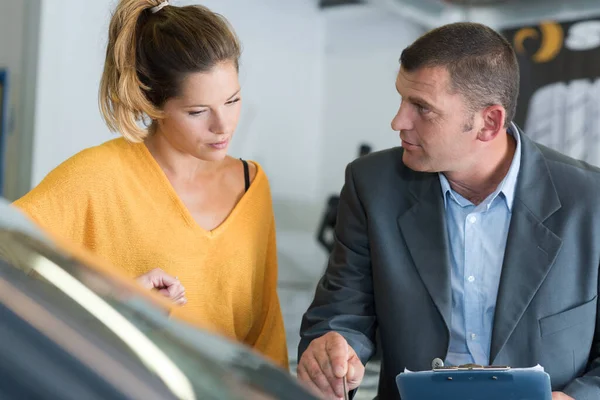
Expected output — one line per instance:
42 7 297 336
14 138 289 369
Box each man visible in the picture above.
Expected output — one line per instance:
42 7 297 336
298 22 600 400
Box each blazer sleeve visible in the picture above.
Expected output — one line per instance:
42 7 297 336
298 161 377 365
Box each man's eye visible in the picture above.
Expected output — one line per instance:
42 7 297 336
416 104 431 114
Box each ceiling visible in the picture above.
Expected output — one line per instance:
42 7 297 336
323 0 600 30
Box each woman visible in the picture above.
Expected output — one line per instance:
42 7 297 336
14 0 288 369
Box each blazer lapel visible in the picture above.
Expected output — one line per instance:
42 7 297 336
490 131 563 363
398 172 452 335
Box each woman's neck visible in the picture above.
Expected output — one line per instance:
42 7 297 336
145 131 226 182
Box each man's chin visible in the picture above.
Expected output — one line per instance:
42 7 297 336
402 153 421 170
402 153 436 173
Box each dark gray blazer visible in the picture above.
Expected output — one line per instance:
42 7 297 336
299 127 600 400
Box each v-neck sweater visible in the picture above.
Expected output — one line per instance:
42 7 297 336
13 138 288 369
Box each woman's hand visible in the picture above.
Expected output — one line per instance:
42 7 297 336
136 268 187 305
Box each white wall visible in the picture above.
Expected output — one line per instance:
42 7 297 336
31 0 114 187
320 5 424 196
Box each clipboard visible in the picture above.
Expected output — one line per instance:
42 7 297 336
396 364 552 400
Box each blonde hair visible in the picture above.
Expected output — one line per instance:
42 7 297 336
99 0 241 142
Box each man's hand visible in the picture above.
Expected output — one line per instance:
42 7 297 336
297 332 365 400
552 391 575 400
136 268 187 305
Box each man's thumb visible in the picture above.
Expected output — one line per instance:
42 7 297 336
348 363 355 379
347 356 363 387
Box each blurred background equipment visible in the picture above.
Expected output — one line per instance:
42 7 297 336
319 0 366 7
316 143 372 255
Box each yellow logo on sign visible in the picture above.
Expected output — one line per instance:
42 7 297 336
514 21 564 63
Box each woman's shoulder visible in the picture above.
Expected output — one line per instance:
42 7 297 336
245 161 275 210
69 137 138 164
244 158 258 183
59 138 141 175
36 137 143 190
235 158 271 189
224 157 272 203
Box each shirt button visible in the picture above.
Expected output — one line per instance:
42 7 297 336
470 333 477 340
468 215 477 224
468 275 475 283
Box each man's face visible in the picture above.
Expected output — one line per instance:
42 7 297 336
391 66 481 173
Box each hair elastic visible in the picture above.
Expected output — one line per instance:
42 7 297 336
151 1 169 14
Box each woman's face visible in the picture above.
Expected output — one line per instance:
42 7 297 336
157 61 242 161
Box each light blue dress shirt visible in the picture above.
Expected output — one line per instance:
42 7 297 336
440 126 522 366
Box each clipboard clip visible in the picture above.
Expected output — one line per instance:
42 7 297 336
433 364 511 372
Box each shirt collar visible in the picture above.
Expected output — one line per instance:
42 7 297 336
439 122 522 211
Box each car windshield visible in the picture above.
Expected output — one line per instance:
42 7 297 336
0 228 288 400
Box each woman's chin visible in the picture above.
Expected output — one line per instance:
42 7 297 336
198 148 229 162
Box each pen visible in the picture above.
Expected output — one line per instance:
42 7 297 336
342 376 349 400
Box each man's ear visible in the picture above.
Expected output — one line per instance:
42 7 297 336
477 105 506 142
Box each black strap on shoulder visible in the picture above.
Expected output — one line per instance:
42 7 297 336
240 159 250 192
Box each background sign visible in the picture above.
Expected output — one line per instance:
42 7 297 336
503 17 600 165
